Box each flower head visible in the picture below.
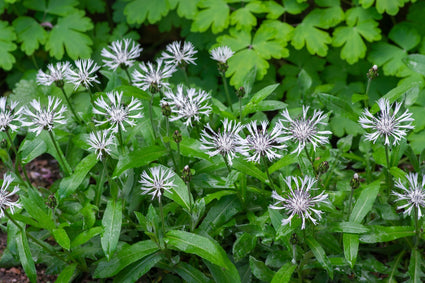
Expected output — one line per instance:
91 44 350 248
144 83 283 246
269 176 328 230
210 46 234 64
93 91 143 133
239 121 287 163
101 38 143 71
132 58 176 93
393 173 425 219
66 59 101 90
200 119 244 166
359 98 414 146
0 97 24 132
162 85 212 127
22 96 67 136
87 130 115 160
36 62 70 87
139 166 176 201
0 173 22 218
161 41 197 67
279 106 332 155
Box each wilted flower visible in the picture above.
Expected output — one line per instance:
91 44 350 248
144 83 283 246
161 41 197 67
359 98 414 146
66 59 101 90
393 173 425 219
239 121 286 164
101 38 143 71
139 166 176 201
210 46 234 64
200 119 244 166
162 85 211 127
93 91 143 133
22 96 67 136
270 176 328 230
36 62 70 87
0 173 22 218
0 97 24 132
87 130 115 160
132 58 176 92
279 106 332 155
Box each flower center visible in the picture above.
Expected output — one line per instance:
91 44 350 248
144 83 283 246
376 114 395 134
291 119 315 142
110 106 128 122
250 134 269 153
410 188 425 206
291 190 310 213
37 110 54 128
0 112 12 130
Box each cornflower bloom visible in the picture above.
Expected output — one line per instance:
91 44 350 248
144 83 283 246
0 173 22 218
93 91 144 133
162 85 212 127
239 121 287 164
359 98 414 146
87 130 115 160
393 173 425 219
139 166 176 201
66 59 101 90
22 96 67 136
36 61 70 87
161 41 197 67
0 97 24 132
200 119 244 166
279 106 332 155
269 176 328 230
210 46 234 64
132 58 176 93
101 38 143 71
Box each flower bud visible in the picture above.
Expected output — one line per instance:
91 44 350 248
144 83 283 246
182 165 192 183
367 65 379 80
350 173 360 190
318 161 329 174
236 86 245 98
161 102 171 117
173 130 182 144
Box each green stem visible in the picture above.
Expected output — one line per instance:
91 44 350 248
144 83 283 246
158 197 167 249
181 66 189 85
123 67 133 85
303 146 317 176
5 131 33 190
187 182 192 212
347 187 354 220
48 131 71 176
364 78 371 108
95 158 108 210
385 144 392 196
59 87 81 124
117 126 124 152
177 143 181 172
221 72 233 112
262 156 275 190
415 206 421 249
165 117 178 170
149 96 157 141
239 97 243 123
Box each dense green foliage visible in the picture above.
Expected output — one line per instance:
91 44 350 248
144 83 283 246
1 0 425 282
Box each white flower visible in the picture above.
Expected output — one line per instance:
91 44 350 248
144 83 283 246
359 98 414 146
101 38 143 71
36 62 70 86
132 58 176 92
93 91 144 133
66 59 101 90
200 119 244 166
0 97 24 132
87 130 115 160
239 121 287 164
22 96 67 136
393 173 425 219
161 41 197 67
162 85 212 127
0 173 22 218
269 176 328 230
210 46 234 64
139 166 176 201
279 106 332 155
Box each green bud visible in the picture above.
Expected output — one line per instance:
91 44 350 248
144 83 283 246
173 130 182 144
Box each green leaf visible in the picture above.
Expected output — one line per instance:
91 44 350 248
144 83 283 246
101 199 123 260
349 180 380 223
191 0 229 33
17 229 37 283
71 226 103 248
242 84 279 117
306 237 333 278
232 159 267 183
249 256 275 282
317 92 357 120
388 251 405 283
57 153 98 199
56 263 77 283
271 263 296 283
124 0 170 24
169 0 198 19
203 259 241 283
328 222 369 234
170 136 211 161
113 253 163 283
166 230 237 272
163 168 191 210
23 0 78 16
227 48 269 87
389 23 420 51
45 11 93 59
94 240 159 278
52 228 71 250
21 189 55 231
360 0 404 16
359 226 415 243
13 16 46 55
233 233 257 262
368 42 409 77
113 145 167 177
0 21 17 70
269 153 297 173
409 249 425 283
404 54 425 77
173 262 213 283
230 6 257 30
19 137 47 164
343 234 359 268
332 20 381 64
